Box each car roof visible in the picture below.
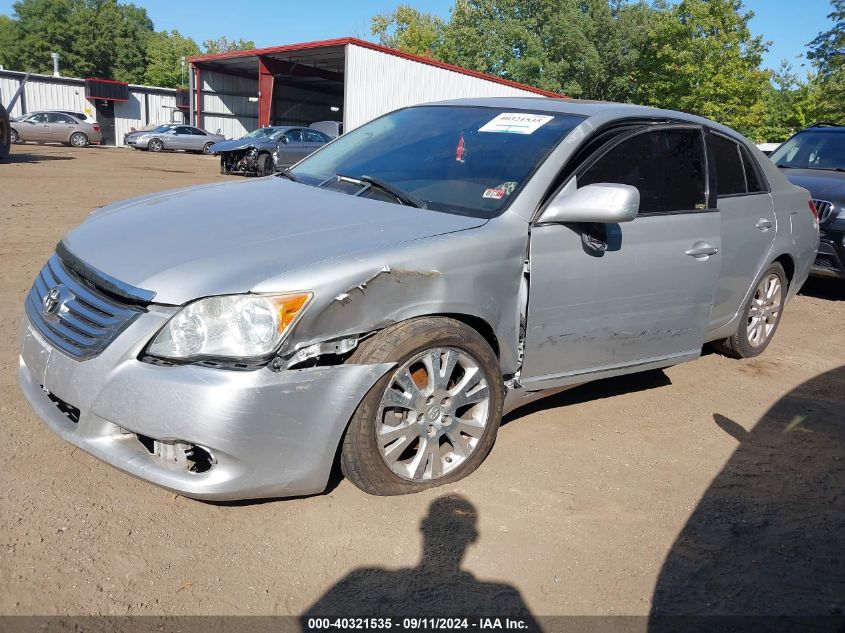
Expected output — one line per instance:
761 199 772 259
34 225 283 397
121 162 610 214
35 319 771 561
428 96 750 141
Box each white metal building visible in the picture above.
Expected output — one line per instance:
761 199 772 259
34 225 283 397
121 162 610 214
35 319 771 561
0 70 185 146
188 37 559 138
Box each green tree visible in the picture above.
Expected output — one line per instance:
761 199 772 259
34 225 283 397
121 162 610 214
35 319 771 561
1 0 152 81
807 0 845 124
0 15 17 69
202 36 256 54
761 62 821 141
370 5 447 57
144 29 200 88
634 0 771 139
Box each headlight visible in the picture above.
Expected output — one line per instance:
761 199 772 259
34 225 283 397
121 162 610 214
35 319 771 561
146 292 312 360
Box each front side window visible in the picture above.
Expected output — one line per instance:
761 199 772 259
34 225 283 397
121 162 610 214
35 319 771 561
289 106 584 217
579 128 707 214
174 126 192 135
29 113 49 123
285 130 303 143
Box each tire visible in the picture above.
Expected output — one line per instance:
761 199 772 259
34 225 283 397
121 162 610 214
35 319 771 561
10 128 19 145
256 153 273 176
340 317 504 496
712 262 787 359
219 157 228 175
148 138 163 152
202 142 215 155
69 132 89 148
0 105 9 159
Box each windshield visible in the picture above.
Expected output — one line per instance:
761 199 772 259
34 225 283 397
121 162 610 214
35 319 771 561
243 127 278 139
287 106 584 217
149 125 173 133
772 130 845 171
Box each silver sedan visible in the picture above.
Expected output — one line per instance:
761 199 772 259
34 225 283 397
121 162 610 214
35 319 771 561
126 124 225 154
10 111 102 147
19 98 818 500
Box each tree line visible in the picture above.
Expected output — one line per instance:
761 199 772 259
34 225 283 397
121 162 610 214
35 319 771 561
372 0 845 142
1 0 843 142
0 0 254 89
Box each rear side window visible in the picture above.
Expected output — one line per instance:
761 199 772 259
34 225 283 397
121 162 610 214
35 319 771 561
579 128 707 214
739 145 766 193
708 134 746 196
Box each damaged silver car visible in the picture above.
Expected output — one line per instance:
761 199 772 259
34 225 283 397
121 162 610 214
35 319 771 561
19 98 818 500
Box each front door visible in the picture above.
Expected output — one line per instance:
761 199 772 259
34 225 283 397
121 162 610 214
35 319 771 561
21 112 50 141
521 125 722 390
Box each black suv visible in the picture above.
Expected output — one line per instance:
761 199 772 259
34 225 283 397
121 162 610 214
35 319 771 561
773 123 845 279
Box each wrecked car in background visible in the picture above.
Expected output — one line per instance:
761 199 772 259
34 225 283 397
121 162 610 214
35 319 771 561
215 126 330 176
19 98 817 501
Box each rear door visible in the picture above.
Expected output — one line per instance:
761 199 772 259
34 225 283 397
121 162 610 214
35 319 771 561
521 125 722 389
705 132 776 331
302 129 328 158
46 112 78 143
187 126 208 150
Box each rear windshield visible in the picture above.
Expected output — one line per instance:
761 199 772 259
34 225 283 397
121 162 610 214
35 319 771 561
288 106 584 217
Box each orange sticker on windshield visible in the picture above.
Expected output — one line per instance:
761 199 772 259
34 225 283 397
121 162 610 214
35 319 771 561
483 188 505 200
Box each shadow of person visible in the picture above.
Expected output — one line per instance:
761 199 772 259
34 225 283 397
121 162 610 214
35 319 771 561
303 494 539 627
649 365 845 630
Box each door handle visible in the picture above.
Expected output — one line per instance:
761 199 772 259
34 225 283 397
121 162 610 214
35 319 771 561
755 218 773 231
685 243 719 259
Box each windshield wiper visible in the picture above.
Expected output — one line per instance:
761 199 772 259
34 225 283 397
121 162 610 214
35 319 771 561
278 168 299 182
336 173 427 209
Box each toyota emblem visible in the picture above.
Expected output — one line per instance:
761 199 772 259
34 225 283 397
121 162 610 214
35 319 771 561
42 286 63 316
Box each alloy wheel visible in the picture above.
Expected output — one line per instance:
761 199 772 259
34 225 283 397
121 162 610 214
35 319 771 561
747 273 782 348
376 347 491 482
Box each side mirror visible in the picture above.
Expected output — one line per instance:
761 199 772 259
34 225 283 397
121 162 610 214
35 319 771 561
540 182 640 224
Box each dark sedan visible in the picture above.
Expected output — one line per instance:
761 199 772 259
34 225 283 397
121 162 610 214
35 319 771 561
773 123 845 280
214 126 330 176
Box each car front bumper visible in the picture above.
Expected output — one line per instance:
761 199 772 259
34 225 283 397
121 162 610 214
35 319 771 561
18 311 393 500
810 230 845 279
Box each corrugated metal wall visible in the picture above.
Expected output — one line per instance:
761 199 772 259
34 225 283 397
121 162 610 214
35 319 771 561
200 70 257 139
0 71 180 146
343 44 543 131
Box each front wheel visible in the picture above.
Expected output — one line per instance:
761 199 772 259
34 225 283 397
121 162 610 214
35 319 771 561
148 138 163 152
340 317 504 496
256 153 272 176
712 262 787 359
69 132 89 148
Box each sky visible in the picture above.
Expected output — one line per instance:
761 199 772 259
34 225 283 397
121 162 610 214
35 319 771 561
0 0 835 73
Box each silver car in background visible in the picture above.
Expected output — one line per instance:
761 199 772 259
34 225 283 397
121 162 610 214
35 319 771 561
10 111 102 147
126 124 224 154
19 98 818 500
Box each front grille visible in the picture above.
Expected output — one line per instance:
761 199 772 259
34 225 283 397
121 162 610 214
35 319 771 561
812 199 835 225
25 251 149 360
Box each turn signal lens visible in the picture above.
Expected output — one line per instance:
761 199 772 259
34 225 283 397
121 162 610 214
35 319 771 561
273 293 312 331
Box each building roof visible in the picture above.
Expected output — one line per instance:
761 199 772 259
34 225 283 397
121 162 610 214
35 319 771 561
188 37 561 98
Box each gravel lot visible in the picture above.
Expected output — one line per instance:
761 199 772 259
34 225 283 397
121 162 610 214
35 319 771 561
1 145 843 619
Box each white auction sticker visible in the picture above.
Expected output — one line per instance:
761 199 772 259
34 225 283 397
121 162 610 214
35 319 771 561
479 112 554 134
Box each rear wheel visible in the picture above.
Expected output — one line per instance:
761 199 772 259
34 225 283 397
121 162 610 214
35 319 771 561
148 138 163 152
340 317 504 496
712 262 786 359
69 132 89 148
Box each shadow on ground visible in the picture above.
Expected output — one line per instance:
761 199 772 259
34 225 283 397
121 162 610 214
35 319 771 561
303 494 538 625
1 150 75 164
650 365 845 628
800 276 845 301
503 368 672 425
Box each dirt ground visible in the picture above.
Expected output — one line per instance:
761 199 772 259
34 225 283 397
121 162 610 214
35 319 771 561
1 145 843 620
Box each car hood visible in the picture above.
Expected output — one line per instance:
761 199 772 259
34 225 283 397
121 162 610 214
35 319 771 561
211 137 274 153
781 168 845 201
62 178 487 305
